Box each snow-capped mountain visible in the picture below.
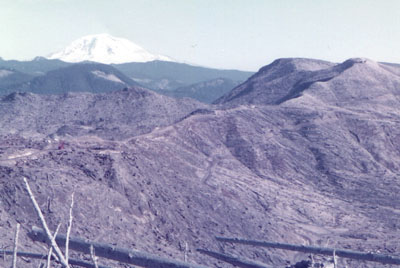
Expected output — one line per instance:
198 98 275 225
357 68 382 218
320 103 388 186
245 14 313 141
47 34 171 64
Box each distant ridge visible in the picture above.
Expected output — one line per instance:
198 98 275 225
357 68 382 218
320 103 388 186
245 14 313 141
3 63 139 95
0 58 253 102
47 33 171 64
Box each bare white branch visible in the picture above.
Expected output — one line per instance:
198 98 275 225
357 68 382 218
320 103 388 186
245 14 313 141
65 191 74 264
23 177 70 268
184 242 188 262
90 244 99 268
333 248 337 268
12 223 20 268
47 223 61 268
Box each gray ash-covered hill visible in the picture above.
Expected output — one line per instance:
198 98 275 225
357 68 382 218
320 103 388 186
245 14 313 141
214 58 335 105
0 86 207 139
3 63 139 95
1 58 400 268
215 57 400 108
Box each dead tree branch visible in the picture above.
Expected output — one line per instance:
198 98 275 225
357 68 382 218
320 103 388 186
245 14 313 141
12 223 20 268
90 245 99 268
184 242 188 263
47 223 61 268
23 177 70 268
46 246 53 268
333 249 337 268
65 191 74 264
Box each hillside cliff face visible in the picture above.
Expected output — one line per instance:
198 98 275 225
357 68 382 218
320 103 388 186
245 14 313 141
0 58 399 268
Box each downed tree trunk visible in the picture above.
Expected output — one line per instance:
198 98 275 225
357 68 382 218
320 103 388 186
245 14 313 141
0 250 111 268
197 249 270 268
216 237 400 265
29 226 209 268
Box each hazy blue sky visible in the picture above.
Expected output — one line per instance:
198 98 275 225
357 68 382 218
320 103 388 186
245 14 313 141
1 0 399 71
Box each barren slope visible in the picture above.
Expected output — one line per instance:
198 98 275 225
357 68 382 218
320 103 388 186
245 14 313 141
1 58 400 268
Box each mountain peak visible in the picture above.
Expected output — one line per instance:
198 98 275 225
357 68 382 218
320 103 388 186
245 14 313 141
215 57 400 107
33 56 47 61
258 58 335 74
47 34 172 64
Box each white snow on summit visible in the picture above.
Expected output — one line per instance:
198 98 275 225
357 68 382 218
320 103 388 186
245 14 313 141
47 34 171 64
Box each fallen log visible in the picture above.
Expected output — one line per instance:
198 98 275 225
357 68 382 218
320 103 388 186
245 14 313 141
197 249 271 268
0 250 111 268
29 226 209 268
215 237 400 265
